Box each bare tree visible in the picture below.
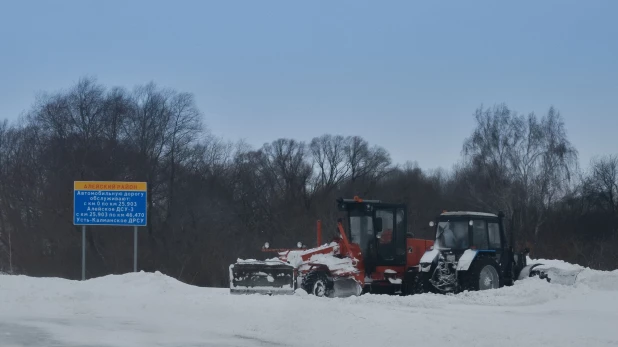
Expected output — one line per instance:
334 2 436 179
344 136 392 183
260 139 312 201
309 134 349 191
462 104 578 242
163 92 203 220
586 155 618 214
123 82 173 233
0 119 10 271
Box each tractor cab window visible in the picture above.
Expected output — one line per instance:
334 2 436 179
488 222 501 248
376 209 395 261
472 220 489 249
436 221 469 249
349 213 373 254
395 209 406 256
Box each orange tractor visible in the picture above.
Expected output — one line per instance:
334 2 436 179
229 197 434 297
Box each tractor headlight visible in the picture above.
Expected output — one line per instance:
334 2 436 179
297 242 303 248
264 242 270 249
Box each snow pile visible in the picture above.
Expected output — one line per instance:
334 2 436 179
304 254 358 276
234 257 286 264
234 242 358 277
284 242 339 267
1 259 618 346
576 270 618 291
274 241 359 276
528 256 618 291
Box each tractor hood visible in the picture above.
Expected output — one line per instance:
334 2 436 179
419 248 440 265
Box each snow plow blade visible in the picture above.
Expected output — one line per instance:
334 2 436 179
229 261 296 295
519 264 583 286
331 277 363 298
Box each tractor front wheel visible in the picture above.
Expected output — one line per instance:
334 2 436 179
302 271 332 297
461 257 502 292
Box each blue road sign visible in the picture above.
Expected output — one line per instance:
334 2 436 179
73 181 147 226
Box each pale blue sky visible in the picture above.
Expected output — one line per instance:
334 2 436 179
1 0 616 171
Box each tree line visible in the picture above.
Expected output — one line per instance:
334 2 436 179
0 77 616 286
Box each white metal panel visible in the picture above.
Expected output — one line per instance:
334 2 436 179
456 249 478 271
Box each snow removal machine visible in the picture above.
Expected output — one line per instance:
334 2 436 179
229 197 578 298
229 197 435 297
413 211 583 294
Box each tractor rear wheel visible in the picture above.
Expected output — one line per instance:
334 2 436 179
302 271 332 297
461 257 502 292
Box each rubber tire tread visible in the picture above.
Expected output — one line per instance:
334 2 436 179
461 257 502 292
301 271 332 297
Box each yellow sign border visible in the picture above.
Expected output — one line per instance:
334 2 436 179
74 181 147 191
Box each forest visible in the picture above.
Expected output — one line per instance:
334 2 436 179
0 77 616 287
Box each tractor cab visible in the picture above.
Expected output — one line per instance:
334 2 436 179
432 211 505 253
337 197 408 272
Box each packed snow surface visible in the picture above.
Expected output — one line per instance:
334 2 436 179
2 258 618 346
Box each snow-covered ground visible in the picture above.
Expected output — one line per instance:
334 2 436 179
1 259 618 347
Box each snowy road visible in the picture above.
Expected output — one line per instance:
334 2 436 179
1 259 618 347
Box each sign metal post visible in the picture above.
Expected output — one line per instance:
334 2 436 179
82 225 86 281
134 226 138 272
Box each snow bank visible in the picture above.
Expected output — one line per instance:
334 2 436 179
528 256 618 291
527 256 587 271
0 258 617 347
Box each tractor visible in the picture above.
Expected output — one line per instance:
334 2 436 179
413 210 579 294
229 197 434 297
